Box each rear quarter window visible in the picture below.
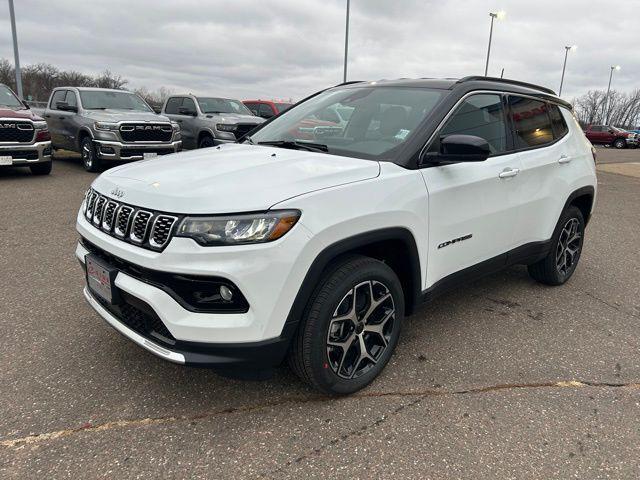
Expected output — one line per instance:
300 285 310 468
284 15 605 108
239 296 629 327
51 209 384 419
549 104 569 139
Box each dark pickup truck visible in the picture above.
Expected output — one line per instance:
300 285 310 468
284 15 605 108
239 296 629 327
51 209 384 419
0 83 52 175
39 87 181 171
583 125 638 149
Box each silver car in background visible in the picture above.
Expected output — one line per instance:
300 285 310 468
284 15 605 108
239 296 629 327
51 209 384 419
161 94 264 149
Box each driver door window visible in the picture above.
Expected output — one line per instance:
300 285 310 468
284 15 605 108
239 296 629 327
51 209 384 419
430 94 508 155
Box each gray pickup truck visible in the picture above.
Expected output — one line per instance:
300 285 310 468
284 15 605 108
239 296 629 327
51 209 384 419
161 94 263 149
41 87 181 171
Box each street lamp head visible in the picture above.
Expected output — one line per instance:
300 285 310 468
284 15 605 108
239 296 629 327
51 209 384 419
613 65 621 71
565 45 577 51
490 10 506 20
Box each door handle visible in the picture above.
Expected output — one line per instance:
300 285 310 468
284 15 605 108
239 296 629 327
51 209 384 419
498 167 519 179
58 116 65 120
558 155 572 164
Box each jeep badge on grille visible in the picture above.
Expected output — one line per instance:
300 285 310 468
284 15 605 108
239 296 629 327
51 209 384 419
110 187 125 198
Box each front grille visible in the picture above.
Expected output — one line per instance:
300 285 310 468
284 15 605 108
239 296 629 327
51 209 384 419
119 148 175 159
235 123 258 139
119 123 173 143
83 188 180 251
0 121 34 143
0 149 39 160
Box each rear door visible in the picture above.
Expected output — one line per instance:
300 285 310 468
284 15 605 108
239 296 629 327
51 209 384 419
508 96 568 246
44 89 67 148
420 93 523 286
60 90 79 150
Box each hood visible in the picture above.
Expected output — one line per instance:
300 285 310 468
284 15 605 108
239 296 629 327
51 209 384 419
83 110 171 123
207 112 264 125
0 108 44 121
93 144 380 214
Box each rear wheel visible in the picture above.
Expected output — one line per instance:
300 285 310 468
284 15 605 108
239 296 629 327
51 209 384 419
528 206 585 285
613 138 626 149
288 255 404 395
198 135 215 148
30 161 52 175
81 137 101 172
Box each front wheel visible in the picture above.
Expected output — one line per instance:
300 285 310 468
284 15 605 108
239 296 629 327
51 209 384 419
613 138 626 149
198 135 215 148
528 206 585 285
30 161 52 175
288 255 404 395
81 137 101 172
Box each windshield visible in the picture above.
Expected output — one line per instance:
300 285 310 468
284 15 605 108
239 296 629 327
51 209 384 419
248 86 445 160
79 90 152 111
197 97 253 115
0 84 24 109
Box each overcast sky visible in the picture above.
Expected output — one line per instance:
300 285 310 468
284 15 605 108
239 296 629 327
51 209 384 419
1 0 638 102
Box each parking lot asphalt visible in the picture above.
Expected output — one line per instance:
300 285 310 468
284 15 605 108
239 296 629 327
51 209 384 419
1 149 639 479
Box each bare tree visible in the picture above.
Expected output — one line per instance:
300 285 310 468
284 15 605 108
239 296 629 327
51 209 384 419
573 89 640 128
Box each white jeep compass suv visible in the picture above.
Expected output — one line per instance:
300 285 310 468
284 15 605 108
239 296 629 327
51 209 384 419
76 77 597 395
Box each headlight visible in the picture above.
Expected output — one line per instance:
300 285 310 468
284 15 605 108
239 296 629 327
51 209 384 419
94 122 119 131
176 210 301 246
216 123 236 132
171 122 180 132
33 121 48 130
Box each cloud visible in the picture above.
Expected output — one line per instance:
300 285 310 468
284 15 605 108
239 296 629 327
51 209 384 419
0 0 637 102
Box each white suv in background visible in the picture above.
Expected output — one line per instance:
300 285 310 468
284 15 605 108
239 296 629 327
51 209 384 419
76 77 597 395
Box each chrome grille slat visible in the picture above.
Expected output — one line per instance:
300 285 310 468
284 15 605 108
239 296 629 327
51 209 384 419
93 196 107 226
114 205 134 238
149 215 178 249
82 188 178 250
129 210 153 244
101 200 119 232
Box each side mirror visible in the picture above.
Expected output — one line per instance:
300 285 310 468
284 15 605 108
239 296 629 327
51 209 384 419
608 129 615 134
56 101 78 112
424 134 491 164
178 106 197 116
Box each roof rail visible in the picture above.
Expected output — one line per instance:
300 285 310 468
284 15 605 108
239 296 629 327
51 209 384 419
456 76 557 96
334 80 365 87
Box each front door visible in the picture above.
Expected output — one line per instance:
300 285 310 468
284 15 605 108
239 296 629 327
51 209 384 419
420 93 523 287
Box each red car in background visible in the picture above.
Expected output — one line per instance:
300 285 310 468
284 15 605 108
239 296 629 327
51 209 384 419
243 100 292 119
583 124 638 149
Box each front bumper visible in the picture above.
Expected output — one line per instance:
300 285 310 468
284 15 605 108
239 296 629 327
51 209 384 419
625 137 638 147
76 212 314 367
0 141 52 165
94 140 182 161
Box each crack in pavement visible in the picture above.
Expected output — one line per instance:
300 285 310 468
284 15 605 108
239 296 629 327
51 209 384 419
2 380 638 451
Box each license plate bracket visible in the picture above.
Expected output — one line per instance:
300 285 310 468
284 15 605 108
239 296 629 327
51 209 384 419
143 152 158 159
0 155 12 166
85 254 121 304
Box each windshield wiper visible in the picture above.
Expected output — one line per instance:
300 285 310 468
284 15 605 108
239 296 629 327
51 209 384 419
257 140 329 153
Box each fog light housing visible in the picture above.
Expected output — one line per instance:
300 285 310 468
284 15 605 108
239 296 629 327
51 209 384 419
100 146 115 155
220 285 233 301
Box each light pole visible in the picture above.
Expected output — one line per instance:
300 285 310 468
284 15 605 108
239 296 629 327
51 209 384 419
8 0 23 99
604 65 621 124
558 45 577 97
484 10 506 77
343 0 350 83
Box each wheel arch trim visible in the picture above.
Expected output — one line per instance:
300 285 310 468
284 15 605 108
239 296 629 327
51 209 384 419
282 227 422 338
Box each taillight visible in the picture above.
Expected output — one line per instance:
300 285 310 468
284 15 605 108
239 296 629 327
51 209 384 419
35 129 51 142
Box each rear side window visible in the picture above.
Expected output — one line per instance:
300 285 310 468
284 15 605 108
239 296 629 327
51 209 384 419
50 90 66 109
509 96 554 148
548 105 569 139
258 103 275 117
433 93 507 155
182 97 196 112
164 97 183 114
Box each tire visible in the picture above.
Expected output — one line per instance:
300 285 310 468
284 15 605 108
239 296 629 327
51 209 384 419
613 138 626 149
81 137 101 172
288 255 404 395
198 135 215 149
30 161 52 175
527 206 585 286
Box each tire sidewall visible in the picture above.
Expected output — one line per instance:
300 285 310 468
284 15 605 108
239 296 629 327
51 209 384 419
548 206 585 284
199 136 215 148
614 139 626 149
306 260 404 395
81 138 97 171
